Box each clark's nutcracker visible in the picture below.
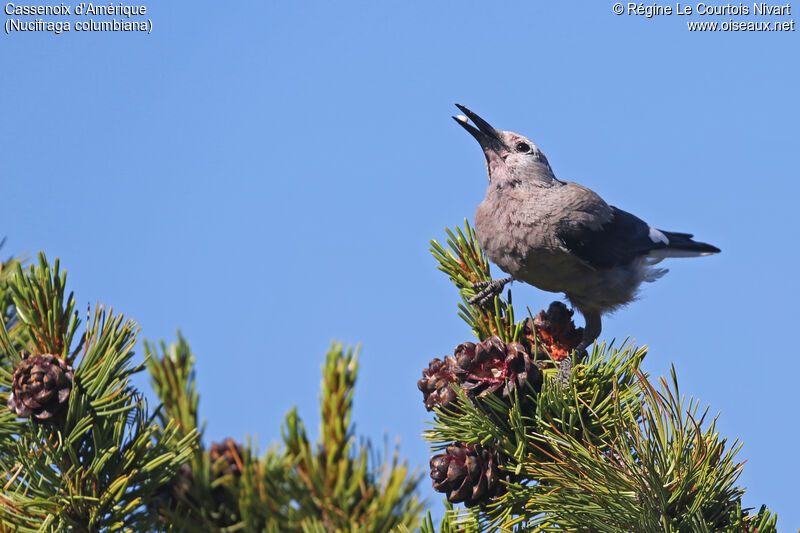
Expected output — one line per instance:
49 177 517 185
453 104 720 359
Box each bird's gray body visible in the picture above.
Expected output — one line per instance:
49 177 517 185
476 180 655 315
454 104 719 355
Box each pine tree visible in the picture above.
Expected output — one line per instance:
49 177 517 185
145 338 423 532
413 221 779 532
0 227 783 532
0 252 422 532
0 254 197 532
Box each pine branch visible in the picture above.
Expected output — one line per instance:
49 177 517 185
0 255 198 532
9 253 83 360
145 335 243 532
281 342 424 533
238 441 294 530
1 249 424 531
518 367 776 532
0 246 23 338
319 342 358 473
431 220 522 343
421 220 779 531
146 339 422 533
145 331 201 439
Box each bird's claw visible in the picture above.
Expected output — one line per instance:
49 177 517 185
556 345 589 387
556 355 573 387
467 277 512 307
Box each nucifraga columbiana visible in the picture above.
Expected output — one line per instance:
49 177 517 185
453 104 720 360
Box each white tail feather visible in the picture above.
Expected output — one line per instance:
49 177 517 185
647 249 716 260
644 267 669 282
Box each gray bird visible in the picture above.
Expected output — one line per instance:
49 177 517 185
453 104 719 364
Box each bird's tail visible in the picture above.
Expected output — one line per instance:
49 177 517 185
644 266 669 282
647 230 720 259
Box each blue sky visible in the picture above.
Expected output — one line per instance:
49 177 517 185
3 1 798 528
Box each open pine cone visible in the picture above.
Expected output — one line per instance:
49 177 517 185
429 442 510 508
522 301 583 362
419 337 543 410
209 438 243 478
7 353 74 420
454 337 542 400
418 355 458 411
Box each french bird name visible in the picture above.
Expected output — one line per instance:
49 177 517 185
5 3 146 16
626 3 792 16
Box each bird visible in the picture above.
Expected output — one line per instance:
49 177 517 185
453 104 720 369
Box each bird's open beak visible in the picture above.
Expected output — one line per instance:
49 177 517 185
453 104 505 154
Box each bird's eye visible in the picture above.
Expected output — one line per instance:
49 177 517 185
515 142 531 153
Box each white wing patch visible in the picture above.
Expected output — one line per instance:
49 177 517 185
648 226 669 245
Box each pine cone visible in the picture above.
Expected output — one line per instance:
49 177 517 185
7 353 74 420
418 356 458 411
454 337 541 400
150 462 193 514
209 438 243 478
429 443 509 507
522 301 583 362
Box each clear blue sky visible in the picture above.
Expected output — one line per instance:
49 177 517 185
3 1 798 528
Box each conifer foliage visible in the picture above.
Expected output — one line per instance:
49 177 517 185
0 252 422 532
145 338 423 532
417 221 779 532
0 227 783 532
0 254 197 532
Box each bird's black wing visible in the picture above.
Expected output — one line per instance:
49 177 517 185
557 206 664 270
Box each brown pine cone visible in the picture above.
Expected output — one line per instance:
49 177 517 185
7 353 74 420
455 336 541 400
209 438 243 478
522 301 583 362
150 462 193 514
418 356 458 411
429 442 510 508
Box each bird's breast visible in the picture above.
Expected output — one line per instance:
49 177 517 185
475 192 564 281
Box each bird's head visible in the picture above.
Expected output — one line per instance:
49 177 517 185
454 104 558 188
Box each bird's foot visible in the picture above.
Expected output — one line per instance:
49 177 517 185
556 310 600 386
467 277 513 307
556 343 589 387
556 355 573 387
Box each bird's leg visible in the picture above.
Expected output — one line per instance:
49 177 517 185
556 310 602 387
468 277 513 307
576 310 602 358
